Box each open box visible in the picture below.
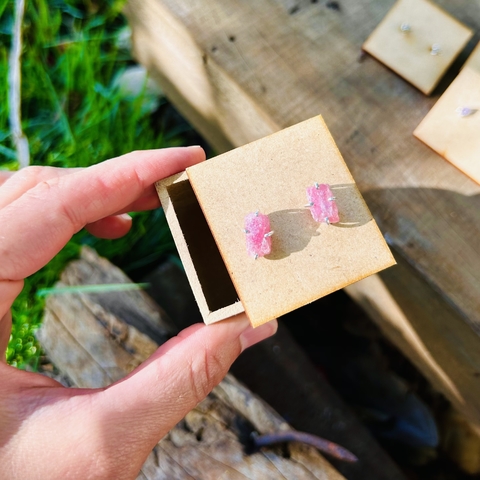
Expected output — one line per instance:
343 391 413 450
156 116 395 327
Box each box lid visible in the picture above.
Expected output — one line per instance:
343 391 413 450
186 116 395 327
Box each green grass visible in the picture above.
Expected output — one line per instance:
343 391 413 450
0 0 191 367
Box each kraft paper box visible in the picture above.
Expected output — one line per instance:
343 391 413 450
156 116 395 327
363 0 473 95
414 68 480 186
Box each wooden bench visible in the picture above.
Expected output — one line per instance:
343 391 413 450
124 0 480 427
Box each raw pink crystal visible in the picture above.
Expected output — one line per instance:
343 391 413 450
244 212 273 259
306 183 339 224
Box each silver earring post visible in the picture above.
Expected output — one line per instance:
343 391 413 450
456 106 477 118
430 44 441 56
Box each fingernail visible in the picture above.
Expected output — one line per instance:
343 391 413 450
119 213 132 221
186 145 206 159
186 145 204 154
240 319 278 352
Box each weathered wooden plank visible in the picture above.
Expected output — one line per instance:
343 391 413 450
59 247 177 345
124 0 480 426
38 247 345 480
231 323 407 480
346 253 480 425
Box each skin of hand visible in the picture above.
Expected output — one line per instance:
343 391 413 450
0 147 278 480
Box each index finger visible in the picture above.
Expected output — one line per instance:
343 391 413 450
0 147 205 281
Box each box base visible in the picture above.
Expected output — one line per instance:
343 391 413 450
157 173 244 324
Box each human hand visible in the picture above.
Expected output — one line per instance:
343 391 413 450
0 148 278 479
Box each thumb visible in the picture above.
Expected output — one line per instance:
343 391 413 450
95 314 277 455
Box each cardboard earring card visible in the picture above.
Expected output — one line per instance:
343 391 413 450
464 42 480 73
414 67 480 186
363 0 473 95
156 116 395 327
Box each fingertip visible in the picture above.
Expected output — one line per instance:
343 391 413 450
187 145 206 161
239 318 278 352
85 214 133 239
183 145 206 167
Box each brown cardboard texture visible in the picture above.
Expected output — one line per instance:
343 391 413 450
363 0 473 95
464 42 480 73
157 116 392 327
414 68 480 186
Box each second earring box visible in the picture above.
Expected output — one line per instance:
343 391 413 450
362 0 473 95
156 116 395 327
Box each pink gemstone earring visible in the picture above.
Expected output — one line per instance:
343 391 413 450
306 183 339 224
244 211 274 259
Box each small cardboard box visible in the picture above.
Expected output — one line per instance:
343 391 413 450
156 116 395 327
363 0 473 95
414 68 480 185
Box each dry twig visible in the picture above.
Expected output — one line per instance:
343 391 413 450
252 431 359 463
8 0 30 168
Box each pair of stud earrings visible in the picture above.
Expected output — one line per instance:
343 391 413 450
244 183 339 259
399 22 441 56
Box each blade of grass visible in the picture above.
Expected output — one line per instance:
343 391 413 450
36 283 150 297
